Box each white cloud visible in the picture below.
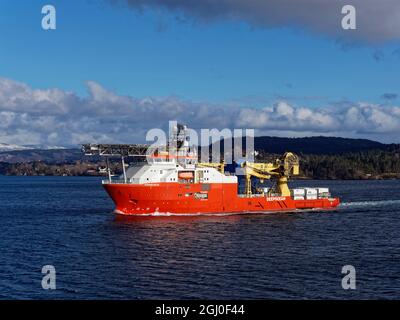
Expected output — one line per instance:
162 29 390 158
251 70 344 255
0 76 400 145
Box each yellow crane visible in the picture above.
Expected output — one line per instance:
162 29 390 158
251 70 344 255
197 160 225 174
241 152 299 197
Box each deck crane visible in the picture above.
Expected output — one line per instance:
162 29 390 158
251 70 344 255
197 160 225 174
241 152 300 197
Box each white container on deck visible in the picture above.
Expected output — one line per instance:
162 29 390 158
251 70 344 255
293 196 305 200
317 187 330 198
292 188 305 196
304 188 318 195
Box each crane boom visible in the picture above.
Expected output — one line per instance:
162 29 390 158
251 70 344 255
197 160 225 174
241 152 299 196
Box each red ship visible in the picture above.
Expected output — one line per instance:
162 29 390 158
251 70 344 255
83 125 340 215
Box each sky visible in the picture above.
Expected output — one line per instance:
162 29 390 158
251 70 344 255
1 0 400 146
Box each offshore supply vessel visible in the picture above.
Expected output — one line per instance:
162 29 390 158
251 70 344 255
83 125 340 215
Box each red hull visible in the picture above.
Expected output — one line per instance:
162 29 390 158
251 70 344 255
103 182 340 215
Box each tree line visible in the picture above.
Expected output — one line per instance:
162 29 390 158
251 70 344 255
1 147 400 179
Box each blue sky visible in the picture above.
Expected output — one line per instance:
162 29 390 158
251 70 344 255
1 0 400 145
1 0 399 104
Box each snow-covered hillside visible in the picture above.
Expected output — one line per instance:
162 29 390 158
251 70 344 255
0 143 66 152
0 143 32 152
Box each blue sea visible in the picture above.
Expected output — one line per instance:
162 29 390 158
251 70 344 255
1 176 399 299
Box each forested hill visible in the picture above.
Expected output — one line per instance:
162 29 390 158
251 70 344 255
0 136 399 179
0 136 393 163
253 136 387 155
253 137 400 179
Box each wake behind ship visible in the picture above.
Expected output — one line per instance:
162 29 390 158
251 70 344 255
83 125 340 215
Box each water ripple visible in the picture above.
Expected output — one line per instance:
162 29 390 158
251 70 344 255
1 177 400 299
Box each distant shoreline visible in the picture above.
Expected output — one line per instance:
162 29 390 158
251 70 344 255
1 135 399 180
0 174 399 181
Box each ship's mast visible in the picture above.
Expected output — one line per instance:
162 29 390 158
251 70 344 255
168 123 197 168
